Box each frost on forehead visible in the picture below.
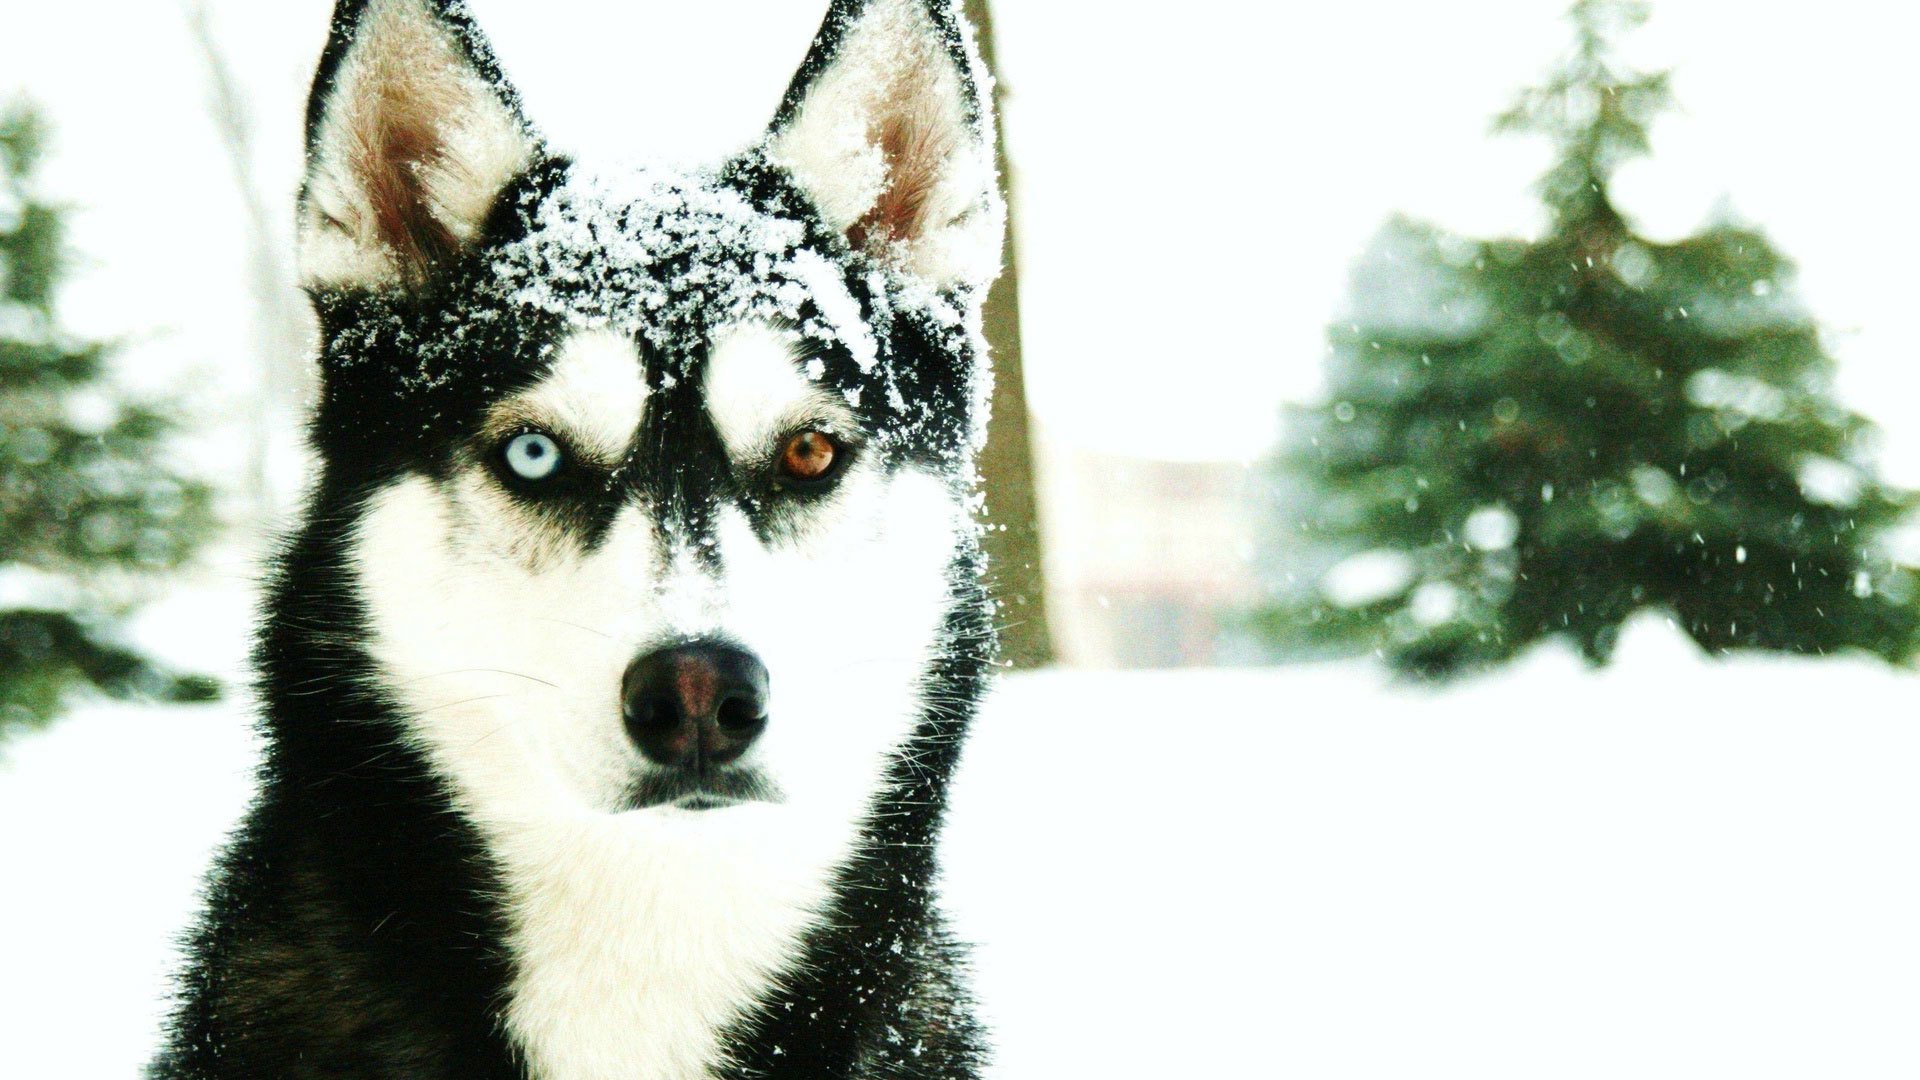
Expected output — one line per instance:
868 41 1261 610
483 161 991 469
489 166 804 356
487 164 948 375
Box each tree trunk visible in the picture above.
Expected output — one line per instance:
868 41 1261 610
964 0 1055 668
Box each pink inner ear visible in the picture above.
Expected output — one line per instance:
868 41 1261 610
350 81 460 284
847 86 961 256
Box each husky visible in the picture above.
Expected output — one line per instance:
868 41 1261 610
152 1 1004 1076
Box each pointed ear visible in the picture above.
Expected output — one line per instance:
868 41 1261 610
298 0 537 291
766 0 1004 290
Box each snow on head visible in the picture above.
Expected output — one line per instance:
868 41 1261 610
487 160 951 381
790 248 878 373
476 156 990 468
488 163 812 364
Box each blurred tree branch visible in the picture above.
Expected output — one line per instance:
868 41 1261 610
183 0 310 515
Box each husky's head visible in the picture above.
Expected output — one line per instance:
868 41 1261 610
293 0 1001 839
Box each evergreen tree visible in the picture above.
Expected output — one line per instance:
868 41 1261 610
1262 0 1920 676
0 103 216 734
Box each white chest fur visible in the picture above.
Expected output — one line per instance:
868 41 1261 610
485 805 846 1080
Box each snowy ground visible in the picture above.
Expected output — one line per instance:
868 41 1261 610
6 615 1920 1077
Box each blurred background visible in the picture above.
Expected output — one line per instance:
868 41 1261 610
6 1 1920 1076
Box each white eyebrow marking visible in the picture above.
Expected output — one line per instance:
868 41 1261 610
702 323 852 463
501 330 647 464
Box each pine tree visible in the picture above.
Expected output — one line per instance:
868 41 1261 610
0 103 216 734
1262 0 1920 676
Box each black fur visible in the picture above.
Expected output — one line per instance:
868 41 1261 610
154 1 996 1077
152 483 526 1079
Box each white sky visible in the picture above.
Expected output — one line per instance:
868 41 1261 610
4 1 1918 474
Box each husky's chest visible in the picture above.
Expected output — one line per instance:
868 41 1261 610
485 808 846 1080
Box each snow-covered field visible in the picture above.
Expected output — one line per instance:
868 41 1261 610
6 616 1920 1077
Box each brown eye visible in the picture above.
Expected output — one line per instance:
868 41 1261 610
776 430 841 485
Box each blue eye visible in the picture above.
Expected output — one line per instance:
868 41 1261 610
503 431 563 481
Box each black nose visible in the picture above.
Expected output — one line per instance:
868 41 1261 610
622 640 769 770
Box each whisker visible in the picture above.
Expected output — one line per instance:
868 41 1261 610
529 616 616 641
416 692 517 716
410 668 560 689
467 716 521 748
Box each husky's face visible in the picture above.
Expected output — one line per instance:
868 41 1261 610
297 0 1001 836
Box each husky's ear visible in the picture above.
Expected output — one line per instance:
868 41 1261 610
767 0 1003 290
298 0 536 291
